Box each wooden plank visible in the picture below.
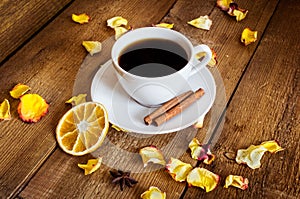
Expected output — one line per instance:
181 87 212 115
17 0 281 198
0 0 73 64
0 0 187 198
159 0 279 163
184 0 300 198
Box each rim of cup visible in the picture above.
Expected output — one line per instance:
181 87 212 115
111 27 195 80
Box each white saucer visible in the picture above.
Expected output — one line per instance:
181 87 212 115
91 60 216 134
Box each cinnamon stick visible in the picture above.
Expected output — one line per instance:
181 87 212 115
153 88 205 126
144 90 193 125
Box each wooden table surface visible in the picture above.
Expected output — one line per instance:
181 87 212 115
0 0 299 198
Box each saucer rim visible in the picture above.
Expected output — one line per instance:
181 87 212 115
91 59 216 134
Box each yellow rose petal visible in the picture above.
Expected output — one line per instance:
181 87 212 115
107 16 128 28
233 9 248 21
141 186 166 199
9 83 31 99
82 41 102 56
65 94 87 106
18 94 49 123
236 140 284 169
111 124 129 132
196 48 217 67
224 175 249 190
194 115 205 128
114 26 128 40
0 99 11 120
139 146 166 167
187 167 220 192
188 15 212 30
189 138 215 164
72 13 90 24
216 0 233 11
241 28 258 46
78 157 102 175
166 158 193 182
154 23 174 29
260 140 284 153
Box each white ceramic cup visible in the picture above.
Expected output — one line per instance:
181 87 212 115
111 27 212 107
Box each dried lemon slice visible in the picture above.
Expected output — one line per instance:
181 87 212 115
56 102 109 156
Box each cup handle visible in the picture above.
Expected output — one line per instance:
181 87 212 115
189 44 212 77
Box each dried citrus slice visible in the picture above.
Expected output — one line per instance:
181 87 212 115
56 102 109 156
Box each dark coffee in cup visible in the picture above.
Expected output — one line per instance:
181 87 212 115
118 39 188 77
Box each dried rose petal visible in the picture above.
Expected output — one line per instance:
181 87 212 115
111 124 129 132
114 26 128 40
141 186 166 199
17 94 49 123
0 99 11 120
189 138 215 164
78 157 102 175
187 167 220 192
154 23 174 29
241 28 258 46
236 140 284 169
194 115 205 128
196 48 217 67
107 16 128 28
82 41 102 56
166 158 193 182
236 145 267 169
65 94 87 106
10 83 31 99
139 146 166 167
224 175 249 190
260 140 284 153
188 15 212 30
216 0 233 11
72 13 90 24
227 3 248 21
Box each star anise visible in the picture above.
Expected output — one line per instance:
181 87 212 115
109 170 138 191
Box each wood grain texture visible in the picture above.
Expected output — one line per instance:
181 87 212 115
0 0 184 198
0 0 73 64
159 0 279 162
0 0 297 198
184 0 300 198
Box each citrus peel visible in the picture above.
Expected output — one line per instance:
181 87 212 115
139 146 166 167
17 94 49 123
56 102 109 156
0 99 11 120
10 83 31 99
78 157 102 175
141 186 166 199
